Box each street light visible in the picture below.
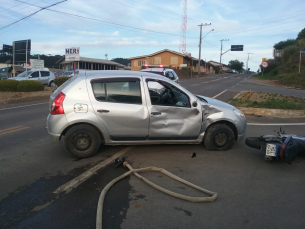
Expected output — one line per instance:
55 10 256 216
198 25 213 74
203 29 214 39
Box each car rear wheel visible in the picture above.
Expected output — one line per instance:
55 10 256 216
204 124 234 150
49 81 56 87
64 124 101 158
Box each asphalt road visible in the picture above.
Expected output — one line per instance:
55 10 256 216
1 73 305 229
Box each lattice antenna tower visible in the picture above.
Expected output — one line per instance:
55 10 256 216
105 53 108 60
179 0 187 54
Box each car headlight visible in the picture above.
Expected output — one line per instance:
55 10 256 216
233 109 245 119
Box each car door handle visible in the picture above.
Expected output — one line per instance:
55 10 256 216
97 109 109 113
151 112 161 115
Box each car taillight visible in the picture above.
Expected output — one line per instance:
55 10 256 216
159 65 164 68
50 92 65 115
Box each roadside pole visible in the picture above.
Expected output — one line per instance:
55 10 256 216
299 51 305 74
198 23 211 76
219 39 229 73
13 42 15 78
25 40 28 80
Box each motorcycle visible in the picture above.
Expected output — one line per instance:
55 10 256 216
245 128 305 164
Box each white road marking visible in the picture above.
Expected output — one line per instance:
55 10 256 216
212 89 228 99
248 123 305 126
53 146 134 194
0 102 49 110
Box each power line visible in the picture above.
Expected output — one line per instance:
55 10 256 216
215 13 305 34
0 0 67 30
12 0 197 39
106 0 182 21
129 0 197 21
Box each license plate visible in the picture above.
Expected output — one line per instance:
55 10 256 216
266 144 278 157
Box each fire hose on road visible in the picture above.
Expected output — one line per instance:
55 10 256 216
96 158 217 229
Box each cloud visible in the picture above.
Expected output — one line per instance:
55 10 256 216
67 30 102 36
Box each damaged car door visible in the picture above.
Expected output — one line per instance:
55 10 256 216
146 79 202 140
89 77 149 140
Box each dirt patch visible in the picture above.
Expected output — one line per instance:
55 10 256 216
248 76 285 88
231 91 305 110
0 87 54 105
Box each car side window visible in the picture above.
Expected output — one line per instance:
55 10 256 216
147 81 190 107
40 71 50 77
168 72 175 79
31 71 39 78
92 80 142 104
171 71 178 79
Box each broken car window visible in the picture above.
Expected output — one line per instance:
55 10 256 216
147 81 190 107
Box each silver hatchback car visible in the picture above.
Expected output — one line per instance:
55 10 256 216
13 70 56 87
47 70 247 158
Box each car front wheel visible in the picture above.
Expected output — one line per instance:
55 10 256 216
204 124 234 150
64 124 101 158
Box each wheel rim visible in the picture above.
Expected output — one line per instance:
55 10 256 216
71 132 92 151
213 132 228 147
51 82 56 87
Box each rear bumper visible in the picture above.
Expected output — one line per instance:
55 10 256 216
47 113 68 142
48 131 61 142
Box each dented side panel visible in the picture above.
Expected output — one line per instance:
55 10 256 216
148 105 202 138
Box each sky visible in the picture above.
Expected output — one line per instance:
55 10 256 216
0 0 305 71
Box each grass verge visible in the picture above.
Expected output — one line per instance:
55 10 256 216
256 72 305 89
230 91 305 110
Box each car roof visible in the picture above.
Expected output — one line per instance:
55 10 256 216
140 68 164 72
80 70 167 81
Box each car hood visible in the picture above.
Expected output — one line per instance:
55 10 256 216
196 95 235 110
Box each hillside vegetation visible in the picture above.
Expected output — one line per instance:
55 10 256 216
257 28 305 89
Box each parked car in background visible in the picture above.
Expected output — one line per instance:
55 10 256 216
140 67 179 84
47 70 247 158
62 71 79 77
12 70 56 87
54 72 64 78
227 69 234 73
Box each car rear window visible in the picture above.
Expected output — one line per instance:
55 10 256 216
41 71 50 77
92 80 142 104
145 71 164 75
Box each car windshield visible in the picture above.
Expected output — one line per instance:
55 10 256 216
16 71 34 77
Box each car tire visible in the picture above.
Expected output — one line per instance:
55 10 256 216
64 124 101 158
204 124 234 150
49 81 56 87
245 137 266 150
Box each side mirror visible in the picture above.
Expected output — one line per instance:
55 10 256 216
192 101 197 107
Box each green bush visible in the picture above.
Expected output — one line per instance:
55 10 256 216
182 67 188 70
0 80 19 92
54 77 70 86
16 80 44 92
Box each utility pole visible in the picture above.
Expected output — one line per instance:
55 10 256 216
198 23 211 75
246 53 253 73
219 39 229 73
13 42 15 77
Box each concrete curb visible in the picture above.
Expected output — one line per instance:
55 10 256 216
238 107 305 118
0 95 50 105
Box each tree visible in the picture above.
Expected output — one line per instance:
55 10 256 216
111 58 131 66
228 60 244 71
297 28 305 40
273 39 296 49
